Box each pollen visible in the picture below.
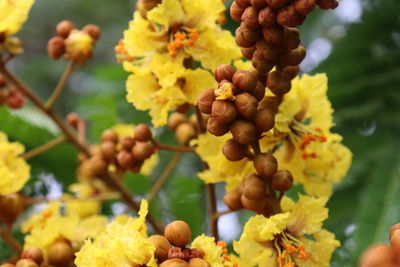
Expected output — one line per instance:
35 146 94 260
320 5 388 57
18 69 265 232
167 29 199 57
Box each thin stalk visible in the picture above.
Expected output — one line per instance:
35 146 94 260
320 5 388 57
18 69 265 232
0 227 22 255
212 209 234 220
22 136 67 160
207 184 219 239
45 61 74 109
151 138 195 153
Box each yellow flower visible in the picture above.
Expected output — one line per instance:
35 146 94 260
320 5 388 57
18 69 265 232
0 132 30 195
63 195 100 219
191 235 225 267
234 195 340 267
0 0 34 36
65 29 94 65
75 200 157 267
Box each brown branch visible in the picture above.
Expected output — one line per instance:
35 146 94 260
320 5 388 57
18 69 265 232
195 105 206 133
207 184 219 239
22 136 67 160
0 227 22 256
147 152 183 201
45 61 75 109
151 138 195 153
212 209 234 220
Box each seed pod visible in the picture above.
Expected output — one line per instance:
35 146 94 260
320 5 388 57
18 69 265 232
235 0 251 8
47 36 65 59
7 90 25 109
82 24 101 40
148 235 172 262
56 20 75 38
267 71 291 95
223 187 243 211
316 0 339 9
359 244 396 267
230 1 246 22
207 117 230 136
89 155 108 175
250 0 268 9
241 194 267 212
294 0 316 16
230 120 257 145
258 7 277 27
132 142 154 160
283 65 299 79
262 25 284 44
160 259 189 267
176 122 197 145
168 112 188 130
254 109 275 133
0 193 24 226
15 259 38 267
21 248 44 265
101 129 118 144
282 27 300 51
277 5 306 27
256 40 280 62
121 136 135 151
235 93 258 118
134 123 152 142
241 6 260 30
272 170 293 191
232 70 258 92
164 220 192 248
47 241 74 267
214 64 235 82
252 81 266 101
235 26 259 48
243 179 267 200
253 153 278 177
266 0 291 9
211 101 237 124
222 139 249 161
100 141 116 161
280 46 306 66
241 46 256 59
252 50 274 73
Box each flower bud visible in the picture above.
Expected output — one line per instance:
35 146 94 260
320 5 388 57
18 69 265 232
207 117 230 136
256 40 280 62
240 194 267 212
253 153 278 177
277 5 305 27
266 0 291 8
235 0 251 8
21 248 44 265
176 103 191 114
230 2 246 22
234 93 258 118
294 0 316 16
316 0 338 9
235 26 259 48
214 64 235 83
258 7 277 27
241 46 256 59
47 36 65 60
121 136 135 151
267 71 291 95
89 155 108 175
282 27 300 51
232 70 258 92
137 0 162 17
243 179 267 200
66 112 79 127
252 50 275 73
223 187 243 211
56 20 75 38
230 120 257 145
7 90 25 109
134 123 152 142
222 139 249 161
47 241 74 267
211 101 237 124
117 150 133 168
82 24 101 41
250 82 265 102
272 170 293 191
359 244 396 267
243 173 263 187
101 129 118 144
65 30 94 65
0 193 24 226
189 258 211 267
250 0 267 9
15 260 38 267
100 141 116 161
241 7 260 30
160 259 189 267
262 25 284 44
283 65 299 79
148 235 172 262
176 123 197 145
168 113 188 130
279 46 306 66
254 109 275 133
132 142 154 160
197 89 215 115
164 220 192 248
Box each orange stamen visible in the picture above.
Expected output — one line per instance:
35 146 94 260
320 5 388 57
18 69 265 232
284 263 295 267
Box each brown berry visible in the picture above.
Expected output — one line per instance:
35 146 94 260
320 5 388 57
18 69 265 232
207 117 230 136
101 129 118 144
164 220 192 248
56 20 75 38
0 90 8 105
316 0 338 9
252 82 266 101
82 24 101 40
241 6 260 30
256 40 280 62
100 141 116 161
251 0 268 9
282 27 301 51
132 142 154 160
7 90 24 109
214 64 235 82
283 65 299 79
232 70 257 92
253 153 278 177
176 103 191 114
230 1 246 22
234 93 258 118
277 5 306 27
0 193 24 226
262 25 284 44
230 120 257 145
223 187 243 211
243 173 263 187
258 7 277 27
235 0 251 8
89 155 108 175
272 170 293 191
279 46 306 66
240 194 267 212
47 36 65 59
148 235 172 262
266 0 291 8
0 74 6 88
121 136 135 151
15 260 38 267
211 101 237 124
66 112 79 127
134 123 152 142
243 179 267 200
241 46 256 59
254 109 275 133
252 50 275 73
47 241 74 267
0 264 15 267
359 244 396 267
160 259 190 267
21 248 44 265
117 150 133 171
258 96 279 114
168 112 188 130
197 89 215 115
267 71 291 95
294 0 316 16
222 139 249 161
176 123 197 145
235 26 259 48
189 258 211 267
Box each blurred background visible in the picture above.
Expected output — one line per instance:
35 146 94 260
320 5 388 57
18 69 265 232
1 0 399 266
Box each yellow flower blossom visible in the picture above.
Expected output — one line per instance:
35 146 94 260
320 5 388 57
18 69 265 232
63 195 100 219
234 195 340 267
0 132 30 195
0 0 34 36
65 29 94 65
191 235 225 267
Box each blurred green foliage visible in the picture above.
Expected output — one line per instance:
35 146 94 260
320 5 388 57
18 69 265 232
0 0 400 266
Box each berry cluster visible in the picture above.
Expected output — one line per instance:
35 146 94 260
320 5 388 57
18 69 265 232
47 20 100 65
0 75 25 109
148 220 210 267
167 112 199 146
